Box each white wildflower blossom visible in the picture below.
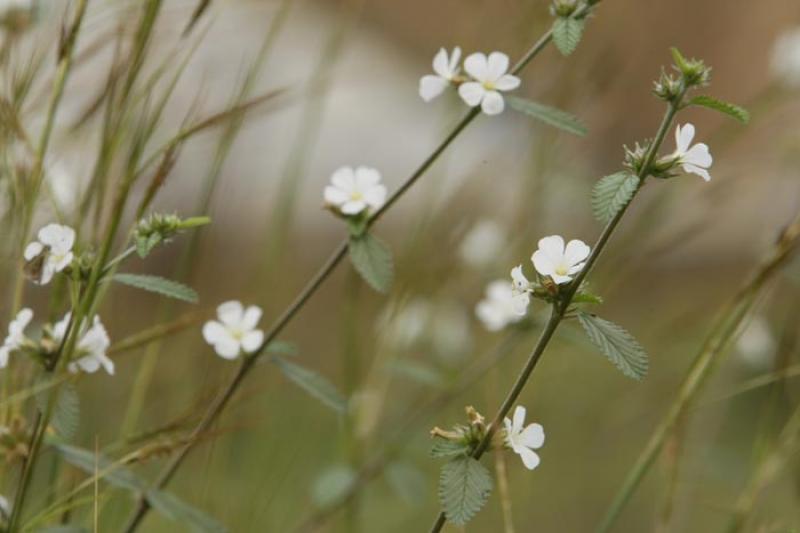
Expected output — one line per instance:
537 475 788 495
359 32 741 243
770 27 800 88
203 301 264 360
459 219 505 268
503 405 545 470
672 123 713 182
458 52 520 115
736 317 776 370
0 308 33 368
23 223 75 285
475 280 528 331
532 235 590 285
419 46 462 102
323 166 387 216
52 313 114 375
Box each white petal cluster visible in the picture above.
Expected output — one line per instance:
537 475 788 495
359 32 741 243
503 405 545 470
0 308 32 368
323 166 387 217
672 123 713 182
23 223 75 285
203 301 265 359
52 313 114 375
532 235 591 285
475 278 528 331
771 27 800 88
419 48 520 115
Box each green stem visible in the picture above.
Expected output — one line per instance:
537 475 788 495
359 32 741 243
595 213 800 533
119 16 569 529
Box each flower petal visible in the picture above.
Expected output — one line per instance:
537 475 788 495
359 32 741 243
494 74 520 92
432 47 450 78
419 75 449 102
519 423 545 449
538 235 565 259
512 405 526 433
330 167 356 191
458 82 485 107
38 224 75 253
463 52 488 82
214 338 241 359
486 52 510 81
551 273 573 285
354 166 381 188
448 46 462 75
564 239 590 267
684 143 712 168
363 184 387 210
532 250 555 277
23 241 43 261
217 301 244 327
241 306 263 330
324 185 348 205
241 329 264 353
516 445 541 470
682 163 711 182
676 123 695 153
481 90 505 115
341 200 367 215
202 321 228 344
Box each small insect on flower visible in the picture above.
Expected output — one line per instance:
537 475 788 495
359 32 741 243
0 308 33 368
23 223 76 285
503 405 545 470
203 301 265 360
53 313 114 375
323 166 387 216
475 280 528 331
532 235 591 285
419 46 462 102
672 123 713 182
458 51 521 115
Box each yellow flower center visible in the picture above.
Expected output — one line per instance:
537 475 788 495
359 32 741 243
554 264 569 277
482 81 496 90
350 191 364 201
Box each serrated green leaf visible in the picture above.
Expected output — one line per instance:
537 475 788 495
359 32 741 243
36 382 80 440
348 233 394 293
112 273 198 303
552 17 584 56
430 439 471 459
688 95 750 124
386 462 428 506
577 312 649 380
439 456 492 526
506 96 587 136
592 172 640 223
311 465 356 508
54 443 145 492
272 357 347 413
145 490 227 533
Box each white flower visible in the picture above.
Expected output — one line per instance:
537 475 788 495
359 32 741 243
458 52 520 115
53 313 114 375
475 280 528 331
771 27 800 88
203 301 264 359
23 223 76 285
0 493 9 519
736 317 776 370
673 123 713 182
0 308 32 368
503 405 545 470
323 166 387 216
419 46 462 102
532 235 590 285
459 219 505 268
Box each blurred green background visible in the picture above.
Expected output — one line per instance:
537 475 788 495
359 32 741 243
4 0 800 531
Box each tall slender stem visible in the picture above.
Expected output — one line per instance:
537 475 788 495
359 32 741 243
118 6 603 526
595 212 800 533
427 83 686 533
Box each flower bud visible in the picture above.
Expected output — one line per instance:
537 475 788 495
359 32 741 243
670 47 711 88
551 0 579 17
653 71 682 102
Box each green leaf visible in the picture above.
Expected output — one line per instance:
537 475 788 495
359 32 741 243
264 340 297 357
430 439 471 459
54 443 145 492
688 95 750 124
37 382 80 440
348 232 394 293
272 357 347 413
577 312 649 380
591 172 640 223
552 17 585 56
438 456 493 526
386 462 428 506
670 47 689 71
145 490 227 533
386 359 443 387
506 96 587 136
311 465 356 508
573 291 604 305
112 273 198 303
